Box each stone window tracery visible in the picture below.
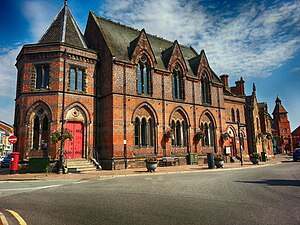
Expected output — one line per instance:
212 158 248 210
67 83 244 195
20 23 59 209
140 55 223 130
201 72 211 104
137 54 151 95
172 63 184 100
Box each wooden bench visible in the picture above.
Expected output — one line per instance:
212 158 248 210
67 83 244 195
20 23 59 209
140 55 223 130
161 157 179 166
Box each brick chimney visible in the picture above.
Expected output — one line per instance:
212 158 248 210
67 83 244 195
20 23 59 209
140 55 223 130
220 74 229 87
234 77 245 96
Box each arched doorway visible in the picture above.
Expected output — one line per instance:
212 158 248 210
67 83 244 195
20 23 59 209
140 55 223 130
64 105 89 159
64 121 83 159
223 127 236 157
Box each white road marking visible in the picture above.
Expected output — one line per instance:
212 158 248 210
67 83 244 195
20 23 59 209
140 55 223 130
0 184 61 192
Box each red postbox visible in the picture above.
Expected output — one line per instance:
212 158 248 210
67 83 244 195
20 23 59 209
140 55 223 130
10 152 20 174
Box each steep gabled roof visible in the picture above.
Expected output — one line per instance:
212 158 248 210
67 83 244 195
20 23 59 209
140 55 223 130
272 96 288 114
38 3 87 48
292 126 300 135
90 12 222 84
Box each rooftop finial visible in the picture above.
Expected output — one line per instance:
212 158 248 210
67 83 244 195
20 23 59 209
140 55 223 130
64 0 67 6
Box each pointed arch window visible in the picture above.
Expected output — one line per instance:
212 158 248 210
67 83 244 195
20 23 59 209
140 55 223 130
231 108 235 122
134 116 154 147
36 65 50 89
236 109 240 123
201 72 211 104
171 119 188 147
137 55 151 95
30 107 50 151
200 120 215 147
172 64 184 100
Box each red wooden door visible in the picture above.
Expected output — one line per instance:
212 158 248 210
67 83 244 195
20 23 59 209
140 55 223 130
65 122 83 159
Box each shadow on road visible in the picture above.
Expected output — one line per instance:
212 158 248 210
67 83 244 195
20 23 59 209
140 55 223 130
236 179 300 187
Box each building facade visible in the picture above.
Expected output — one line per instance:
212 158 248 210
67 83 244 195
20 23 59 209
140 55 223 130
272 97 293 153
0 121 13 156
291 126 300 149
14 3 285 170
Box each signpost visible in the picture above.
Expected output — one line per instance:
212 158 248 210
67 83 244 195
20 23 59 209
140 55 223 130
8 135 17 144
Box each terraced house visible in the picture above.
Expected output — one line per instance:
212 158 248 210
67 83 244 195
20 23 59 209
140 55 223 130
14 3 258 170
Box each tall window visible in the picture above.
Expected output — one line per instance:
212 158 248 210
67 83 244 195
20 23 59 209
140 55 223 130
201 72 211 104
70 68 84 91
236 109 240 123
31 107 50 151
172 64 184 99
134 117 154 147
137 55 151 95
36 65 50 89
231 108 235 122
201 121 215 147
171 119 188 147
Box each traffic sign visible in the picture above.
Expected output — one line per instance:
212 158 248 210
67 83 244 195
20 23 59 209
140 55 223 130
8 135 17 144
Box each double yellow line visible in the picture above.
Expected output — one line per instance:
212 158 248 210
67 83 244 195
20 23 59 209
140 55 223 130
0 209 27 225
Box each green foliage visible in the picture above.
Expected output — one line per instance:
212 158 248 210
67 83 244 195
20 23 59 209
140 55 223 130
195 131 204 141
250 152 260 159
214 154 224 161
51 130 73 143
145 156 158 163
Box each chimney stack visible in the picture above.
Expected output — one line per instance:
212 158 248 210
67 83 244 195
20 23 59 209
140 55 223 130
220 74 229 87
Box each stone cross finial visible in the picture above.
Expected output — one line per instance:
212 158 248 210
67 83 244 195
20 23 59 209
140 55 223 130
64 0 68 6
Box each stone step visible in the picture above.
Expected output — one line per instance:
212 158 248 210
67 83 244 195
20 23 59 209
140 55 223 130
65 159 97 172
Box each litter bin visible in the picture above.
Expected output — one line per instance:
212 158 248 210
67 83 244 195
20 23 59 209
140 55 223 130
189 153 198 165
261 152 267 162
10 152 20 174
207 152 215 169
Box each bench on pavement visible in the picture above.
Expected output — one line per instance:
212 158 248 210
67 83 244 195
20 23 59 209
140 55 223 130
160 157 179 166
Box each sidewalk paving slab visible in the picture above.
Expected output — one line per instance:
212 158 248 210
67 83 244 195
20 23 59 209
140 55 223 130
0 155 291 181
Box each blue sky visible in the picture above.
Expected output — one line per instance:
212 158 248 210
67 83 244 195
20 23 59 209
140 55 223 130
0 0 299 130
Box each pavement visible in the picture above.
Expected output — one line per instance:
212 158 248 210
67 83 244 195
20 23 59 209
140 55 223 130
0 154 291 181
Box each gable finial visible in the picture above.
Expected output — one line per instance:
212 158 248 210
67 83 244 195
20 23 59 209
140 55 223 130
64 0 68 6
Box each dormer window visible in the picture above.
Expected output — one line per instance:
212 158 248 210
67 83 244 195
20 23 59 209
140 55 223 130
36 65 50 89
137 54 151 95
172 63 184 100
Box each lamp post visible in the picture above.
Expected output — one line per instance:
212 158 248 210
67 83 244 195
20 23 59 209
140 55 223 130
237 122 246 166
58 50 67 174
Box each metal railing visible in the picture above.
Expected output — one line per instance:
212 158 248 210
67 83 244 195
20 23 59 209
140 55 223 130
88 148 102 170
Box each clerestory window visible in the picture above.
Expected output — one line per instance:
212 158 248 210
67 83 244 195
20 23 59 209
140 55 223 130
137 55 151 95
172 64 184 100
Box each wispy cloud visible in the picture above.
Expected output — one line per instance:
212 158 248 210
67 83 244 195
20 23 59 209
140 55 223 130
0 47 20 98
22 0 58 41
100 0 300 78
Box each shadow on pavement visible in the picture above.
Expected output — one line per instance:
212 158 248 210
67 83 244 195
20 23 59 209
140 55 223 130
236 179 300 187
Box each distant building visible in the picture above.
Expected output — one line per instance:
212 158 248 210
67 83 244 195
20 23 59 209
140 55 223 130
272 97 292 153
291 126 300 149
0 121 14 156
244 84 274 158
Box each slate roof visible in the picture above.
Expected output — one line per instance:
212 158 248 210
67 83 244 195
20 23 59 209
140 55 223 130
91 12 222 84
38 3 87 48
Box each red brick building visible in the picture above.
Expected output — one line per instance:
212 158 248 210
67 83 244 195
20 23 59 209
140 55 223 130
14 3 277 170
291 126 300 149
272 97 292 153
14 4 97 160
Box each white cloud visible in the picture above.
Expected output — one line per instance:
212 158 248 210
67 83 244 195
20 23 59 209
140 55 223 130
100 0 300 78
0 47 20 98
22 0 58 41
0 103 14 126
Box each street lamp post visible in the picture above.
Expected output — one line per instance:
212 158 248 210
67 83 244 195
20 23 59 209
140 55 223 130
237 122 246 166
58 50 67 174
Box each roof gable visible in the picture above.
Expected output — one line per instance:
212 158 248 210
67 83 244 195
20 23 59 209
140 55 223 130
162 40 188 73
129 29 157 66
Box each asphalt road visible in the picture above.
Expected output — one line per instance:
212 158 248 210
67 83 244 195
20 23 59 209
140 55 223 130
0 162 299 225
